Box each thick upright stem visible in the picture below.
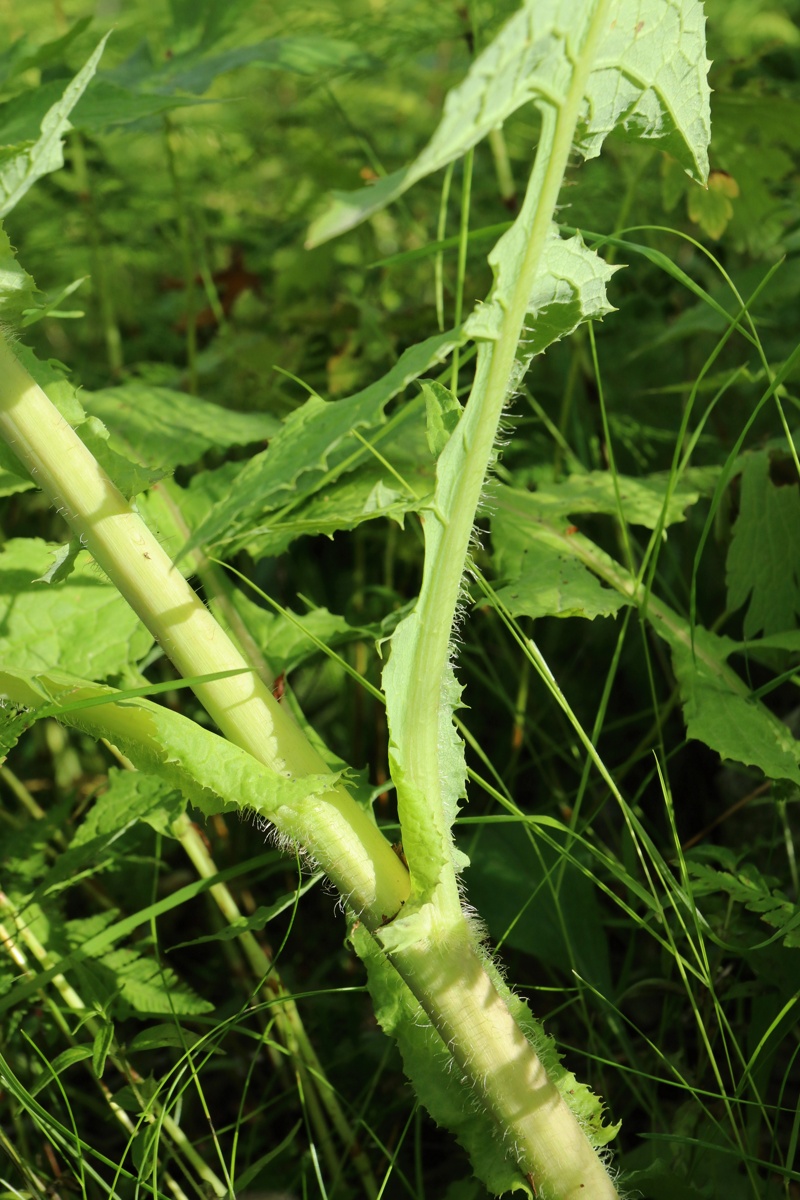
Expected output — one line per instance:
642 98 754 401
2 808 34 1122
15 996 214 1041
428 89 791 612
392 930 617 1200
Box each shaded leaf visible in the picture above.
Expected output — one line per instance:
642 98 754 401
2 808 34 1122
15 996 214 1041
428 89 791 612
185 329 458 555
492 543 628 621
84 383 279 471
726 449 800 637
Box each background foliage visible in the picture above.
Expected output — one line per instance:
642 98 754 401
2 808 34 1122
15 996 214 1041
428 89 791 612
1 1 800 1198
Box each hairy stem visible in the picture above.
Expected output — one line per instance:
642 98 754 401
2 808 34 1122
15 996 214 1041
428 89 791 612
0 337 409 926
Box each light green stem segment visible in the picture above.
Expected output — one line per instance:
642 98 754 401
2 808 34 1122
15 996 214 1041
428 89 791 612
0 337 409 926
384 3 620 1194
402 1 612 864
392 928 617 1200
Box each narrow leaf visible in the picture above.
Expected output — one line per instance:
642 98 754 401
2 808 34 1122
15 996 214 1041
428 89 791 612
0 34 109 218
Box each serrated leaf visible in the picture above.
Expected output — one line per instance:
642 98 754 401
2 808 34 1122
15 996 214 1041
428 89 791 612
0 34 109 219
33 539 81 585
493 472 716 547
83 384 279 472
0 666 348 860
464 229 618 353
72 770 186 845
726 449 800 637
308 0 710 246
664 625 800 785
0 539 152 678
184 329 458 555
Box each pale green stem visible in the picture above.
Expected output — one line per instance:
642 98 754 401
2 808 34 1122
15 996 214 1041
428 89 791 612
0 337 409 928
386 4 619 1195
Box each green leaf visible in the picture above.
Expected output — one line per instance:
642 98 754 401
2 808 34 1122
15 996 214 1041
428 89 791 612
71 770 186 844
169 877 320 950
92 1018 115 1078
664 625 800 785
227 591 367 674
83 384 280 472
28 1045 94 1098
492 542 629 621
464 229 618 355
308 0 710 246
686 854 800 949
726 449 800 637
0 34 109 218
0 20 92 89
463 823 612 994
0 539 152 678
492 473 715 553
0 222 38 324
0 80 207 144
0 666 348 862
184 329 459 555
422 380 462 457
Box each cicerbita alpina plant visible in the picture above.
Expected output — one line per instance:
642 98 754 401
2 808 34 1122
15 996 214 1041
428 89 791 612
0 2 710 1196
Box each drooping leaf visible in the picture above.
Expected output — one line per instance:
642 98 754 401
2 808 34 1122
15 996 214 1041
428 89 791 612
726 448 800 637
308 0 710 246
0 34 109 218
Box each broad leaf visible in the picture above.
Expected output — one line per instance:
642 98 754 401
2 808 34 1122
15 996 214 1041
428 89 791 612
663 625 800 786
492 542 629 621
726 448 800 637
0 539 152 678
308 0 710 246
84 383 279 471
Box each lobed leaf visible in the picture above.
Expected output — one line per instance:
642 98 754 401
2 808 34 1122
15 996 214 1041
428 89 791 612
308 0 710 247
726 448 800 637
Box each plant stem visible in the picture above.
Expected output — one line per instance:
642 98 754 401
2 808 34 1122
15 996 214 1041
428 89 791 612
0 337 409 928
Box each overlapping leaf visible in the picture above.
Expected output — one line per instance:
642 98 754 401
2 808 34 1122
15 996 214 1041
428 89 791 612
184 329 458 555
